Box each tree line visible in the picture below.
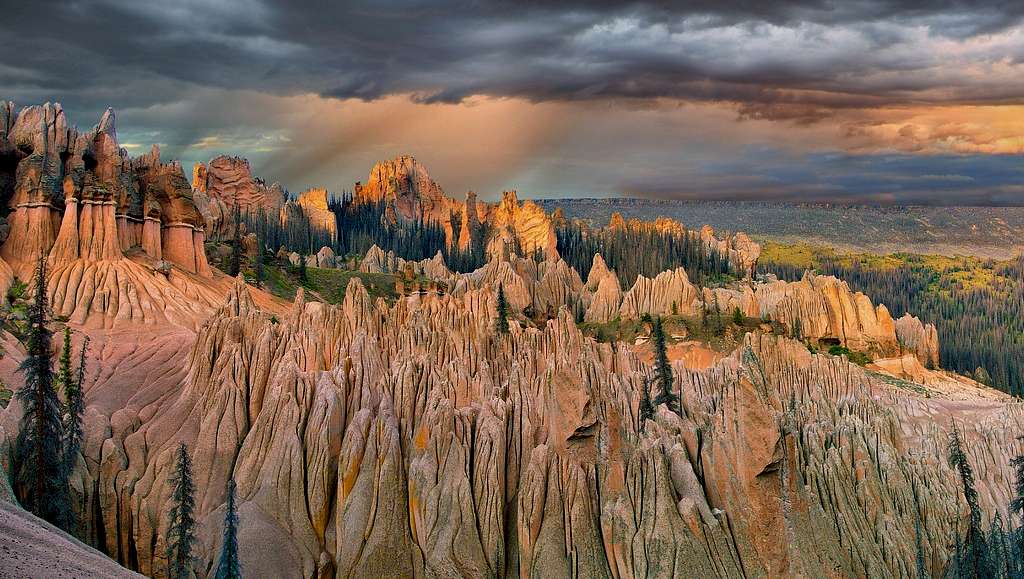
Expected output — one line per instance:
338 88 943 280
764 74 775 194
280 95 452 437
556 221 735 289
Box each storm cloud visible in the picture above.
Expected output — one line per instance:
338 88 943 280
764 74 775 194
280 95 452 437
3 0 1023 204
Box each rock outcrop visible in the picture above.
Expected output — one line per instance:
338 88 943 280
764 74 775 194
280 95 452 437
191 155 284 237
291 188 336 242
754 271 897 354
0 102 211 280
895 313 941 368
484 191 559 261
619 267 701 319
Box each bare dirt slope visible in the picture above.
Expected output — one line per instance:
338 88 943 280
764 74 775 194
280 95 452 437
0 500 141 578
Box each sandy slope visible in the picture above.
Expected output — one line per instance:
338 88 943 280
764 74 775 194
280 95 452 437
0 500 141 578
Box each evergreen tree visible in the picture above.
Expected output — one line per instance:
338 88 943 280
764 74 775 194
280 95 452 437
254 211 265 288
59 328 88 495
13 257 71 529
948 426 990 578
229 205 242 277
650 317 679 414
914 515 927 578
215 479 241 579
732 306 744 326
638 377 655 432
713 295 723 334
166 443 197 579
495 284 510 334
987 513 1010 578
298 252 308 283
1011 444 1024 576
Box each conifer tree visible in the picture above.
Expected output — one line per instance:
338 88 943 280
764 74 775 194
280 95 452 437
638 377 655 432
713 295 723 334
298 252 308 283
14 257 71 528
166 443 197 579
732 306 744 326
987 512 1010 578
496 284 510 334
254 211 265 288
1011 444 1024 574
229 205 242 277
948 426 990 578
650 317 678 414
699 298 708 334
59 328 88 490
914 515 927 578
215 479 241 579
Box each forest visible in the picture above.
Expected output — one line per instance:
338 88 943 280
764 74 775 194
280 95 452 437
761 244 1024 397
556 221 735 288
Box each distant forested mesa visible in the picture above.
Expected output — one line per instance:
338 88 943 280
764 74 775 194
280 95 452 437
760 244 1024 397
556 221 735 288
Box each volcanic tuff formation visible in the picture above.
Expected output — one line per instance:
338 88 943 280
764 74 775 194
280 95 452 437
354 155 560 259
0 102 1021 579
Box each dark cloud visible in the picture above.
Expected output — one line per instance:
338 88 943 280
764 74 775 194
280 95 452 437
3 0 1023 206
5 0 1024 115
626 151 1024 205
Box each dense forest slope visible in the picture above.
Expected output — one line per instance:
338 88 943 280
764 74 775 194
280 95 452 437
762 244 1024 397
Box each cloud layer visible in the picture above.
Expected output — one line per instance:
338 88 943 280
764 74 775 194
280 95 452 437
3 0 1023 204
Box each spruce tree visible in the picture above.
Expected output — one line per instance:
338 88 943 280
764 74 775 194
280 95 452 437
166 443 197 579
732 306 744 326
298 252 308 283
59 328 88 493
713 295 723 334
987 513 1010 578
254 212 265 288
14 257 71 528
229 205 242 277
948 426 990 578
1011 444 1024 576
495 284 510 334
215 479 242 579
638 377 655 432
650 317 678 414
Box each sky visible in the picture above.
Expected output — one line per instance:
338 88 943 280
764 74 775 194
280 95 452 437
3 0 1024 204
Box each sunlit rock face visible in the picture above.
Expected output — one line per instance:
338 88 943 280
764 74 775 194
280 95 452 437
0 102 211 284
191 155 285 237
354 155 559 259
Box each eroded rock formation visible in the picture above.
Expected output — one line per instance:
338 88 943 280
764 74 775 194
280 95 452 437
354 156 559 259
2 274 1016 578
0 102 210 281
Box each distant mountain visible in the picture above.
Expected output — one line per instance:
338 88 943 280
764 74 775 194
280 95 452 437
539 198 1024 258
